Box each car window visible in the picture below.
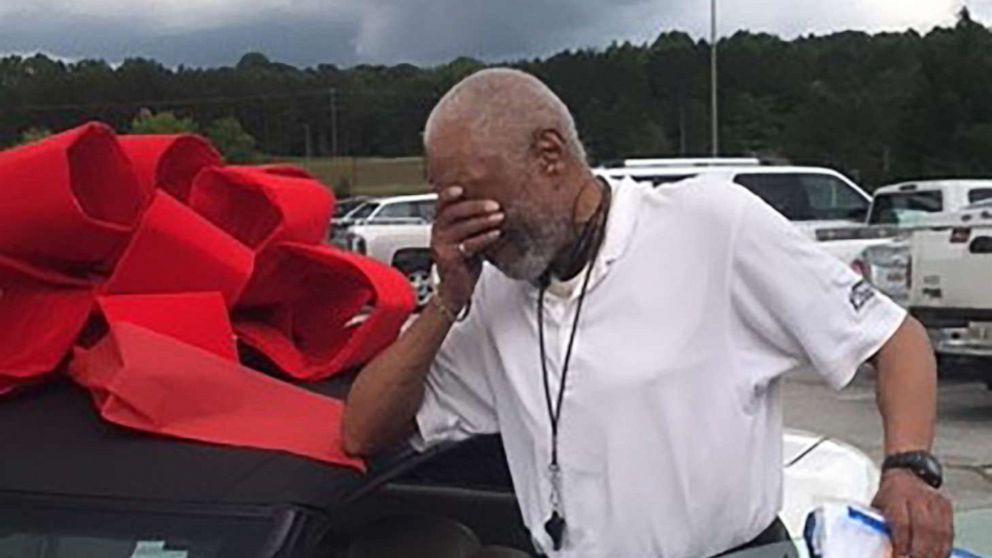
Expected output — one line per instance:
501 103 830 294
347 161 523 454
733 173 870 222
349 202 379 221
968 188 992 205
868 191 944 225
376 202 418 220
413 200 437 222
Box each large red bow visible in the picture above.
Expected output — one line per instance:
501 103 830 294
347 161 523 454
0 123 416 470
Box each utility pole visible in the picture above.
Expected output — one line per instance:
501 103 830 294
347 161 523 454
303 123 312 160
329 88 339 158
710 0 720 157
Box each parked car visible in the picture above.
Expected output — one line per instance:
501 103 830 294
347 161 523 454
334 195 373 221
333 194 437 307
332 194 434 235
597 158 876 264
866 179 992 226
847 180 992 306
0 373 893 558
908 203 992 386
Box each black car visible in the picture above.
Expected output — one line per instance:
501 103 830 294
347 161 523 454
7 373 987 558
0 371 531 558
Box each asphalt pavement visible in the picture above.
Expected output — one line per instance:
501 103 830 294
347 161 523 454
782 369 992 510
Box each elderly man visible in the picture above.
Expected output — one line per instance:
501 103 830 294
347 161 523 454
343 69 953 557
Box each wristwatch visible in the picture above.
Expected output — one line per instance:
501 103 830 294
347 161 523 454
882 451 943 489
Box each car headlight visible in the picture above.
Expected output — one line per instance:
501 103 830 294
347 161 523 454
346 233 367 255
862 241 910 268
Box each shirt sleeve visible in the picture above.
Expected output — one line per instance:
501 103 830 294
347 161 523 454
411 279 499 451
729 191 907 390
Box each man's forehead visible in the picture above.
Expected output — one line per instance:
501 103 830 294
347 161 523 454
427 151 505 190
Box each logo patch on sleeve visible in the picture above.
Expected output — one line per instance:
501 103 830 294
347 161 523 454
849 280 876 312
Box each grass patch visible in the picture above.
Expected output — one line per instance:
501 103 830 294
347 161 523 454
278 156 429 198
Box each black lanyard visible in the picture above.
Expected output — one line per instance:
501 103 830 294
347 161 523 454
536 185 610 551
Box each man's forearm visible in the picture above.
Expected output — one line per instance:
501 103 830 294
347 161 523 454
873 317 938 454
342 302 454 456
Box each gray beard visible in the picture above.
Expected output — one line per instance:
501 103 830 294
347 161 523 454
491 214 571 282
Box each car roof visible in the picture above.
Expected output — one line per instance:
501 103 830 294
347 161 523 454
0 374 364 511
875 179 992 195
375 193 438 204
597 165 849 178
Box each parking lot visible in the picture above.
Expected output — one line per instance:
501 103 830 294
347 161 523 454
783 369 992 510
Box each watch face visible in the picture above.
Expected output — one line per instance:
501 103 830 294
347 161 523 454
914 453 943 488
885 452 943 489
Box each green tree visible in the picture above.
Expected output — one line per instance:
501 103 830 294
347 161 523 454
205 116 258 163
5 15 992 185
130 109 198 134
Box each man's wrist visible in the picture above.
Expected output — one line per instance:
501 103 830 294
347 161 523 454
430 292 460 323
882 451 943 489
431 286 470 323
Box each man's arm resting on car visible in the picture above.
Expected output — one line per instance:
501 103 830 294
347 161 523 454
342 300 456 457
871 316 954 558
342 185 503 457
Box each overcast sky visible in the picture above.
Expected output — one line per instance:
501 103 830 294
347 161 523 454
0 0 987 68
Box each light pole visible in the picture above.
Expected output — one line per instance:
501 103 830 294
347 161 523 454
710 0 719 157
302 123 312 160
329 88 339 158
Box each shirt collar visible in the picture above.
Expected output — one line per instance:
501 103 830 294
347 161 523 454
598 175 640 267
535 176 640 300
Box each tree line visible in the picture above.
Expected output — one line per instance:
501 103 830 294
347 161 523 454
2 8 991 188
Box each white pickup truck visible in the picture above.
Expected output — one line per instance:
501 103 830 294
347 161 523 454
331 194 436 306
909 200 992 386
597 158 876 265
844 180 992 306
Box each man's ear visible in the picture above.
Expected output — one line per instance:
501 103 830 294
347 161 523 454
532 129 566 176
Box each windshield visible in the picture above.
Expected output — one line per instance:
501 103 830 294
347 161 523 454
334 198 367 219
733 173 870 222
868 191 944 225
0 505 274 558
348 202 379 221
969 189 992 205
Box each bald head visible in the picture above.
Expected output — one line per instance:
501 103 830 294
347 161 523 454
423 69 597 282
424 68 586 165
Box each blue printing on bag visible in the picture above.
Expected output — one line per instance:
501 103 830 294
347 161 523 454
846 506 986 558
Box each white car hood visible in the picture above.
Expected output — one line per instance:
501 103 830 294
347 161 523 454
781 429 881 537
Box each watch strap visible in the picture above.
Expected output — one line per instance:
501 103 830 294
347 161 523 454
882 451 943 489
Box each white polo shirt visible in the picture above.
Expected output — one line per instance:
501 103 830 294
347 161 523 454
414 176 906 558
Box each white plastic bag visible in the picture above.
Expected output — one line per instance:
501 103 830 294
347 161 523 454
804 503 984 558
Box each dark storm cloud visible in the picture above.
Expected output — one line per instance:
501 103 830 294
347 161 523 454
0 0 665 67
348 0 664 64
0 0 964 68
0 6 363 67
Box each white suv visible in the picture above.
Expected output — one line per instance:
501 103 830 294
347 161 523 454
597 158 873 263
334 194 437 306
